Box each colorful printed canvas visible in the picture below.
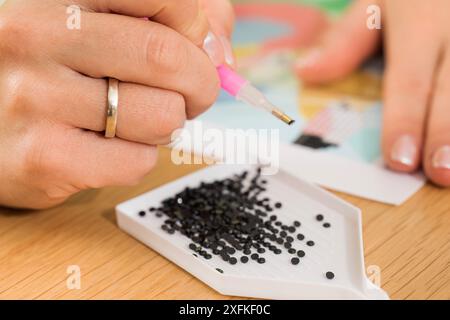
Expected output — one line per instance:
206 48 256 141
196 1 424 204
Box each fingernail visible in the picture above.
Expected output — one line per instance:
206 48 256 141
219 35 235 67
203 31 224 66
391 135 418 166
432 145 450 169
295 49 322 69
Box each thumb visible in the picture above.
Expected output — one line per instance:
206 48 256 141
295 0 381 84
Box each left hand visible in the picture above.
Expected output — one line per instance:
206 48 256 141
295 0 450 187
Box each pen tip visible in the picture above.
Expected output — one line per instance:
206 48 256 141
272 109 295 126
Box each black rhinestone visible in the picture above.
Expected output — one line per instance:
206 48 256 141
189 243 197 251
288 248 296 254
323 223 331 228
153 169 308 268
306 240 315 246
297 250 305 258
291 257 300 265
297 233 305 241
293 221 301 227
286 236 294 243
229 257 238 265
257 257 266 264
326 271 335 280
280 231 287 238
274 202 282 209
216 268 224 274
240 256 249 263
138 211 146 217
316 214 324 221
284 242 292 249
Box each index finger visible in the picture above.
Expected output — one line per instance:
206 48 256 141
78 0 210 46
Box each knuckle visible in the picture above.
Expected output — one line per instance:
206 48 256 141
0 18 19 55
144 30 188 75
0 12 36 58
385 73 432 102
0 71 33 117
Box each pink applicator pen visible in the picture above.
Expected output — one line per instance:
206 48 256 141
217 64 295 126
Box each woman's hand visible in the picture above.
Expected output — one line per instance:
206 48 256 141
0 0 234 209
296 0 450 187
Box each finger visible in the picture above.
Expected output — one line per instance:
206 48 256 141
51 128 158 189
50 71 186 145
424 49 450 187
78 0 209 46
58 12 219 118
381 6 441 173
201 0 236 66
295 0 381 84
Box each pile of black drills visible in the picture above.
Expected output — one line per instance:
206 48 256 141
139 168 335 279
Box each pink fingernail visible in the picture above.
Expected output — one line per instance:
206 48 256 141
219 35 235 67
295 49 322 69
391 135 418 166
203 31 224 66
432 145 450 170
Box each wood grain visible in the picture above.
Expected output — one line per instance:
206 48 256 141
0 148 448 300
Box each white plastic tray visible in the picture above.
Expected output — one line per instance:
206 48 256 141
116 165 389 300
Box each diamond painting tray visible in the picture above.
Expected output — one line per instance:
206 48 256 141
116 165 389 300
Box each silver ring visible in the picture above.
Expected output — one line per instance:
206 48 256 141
105 78 119 138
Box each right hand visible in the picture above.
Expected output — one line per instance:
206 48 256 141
0 0 231 209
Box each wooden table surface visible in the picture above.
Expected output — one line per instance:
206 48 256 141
0 148 448 300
